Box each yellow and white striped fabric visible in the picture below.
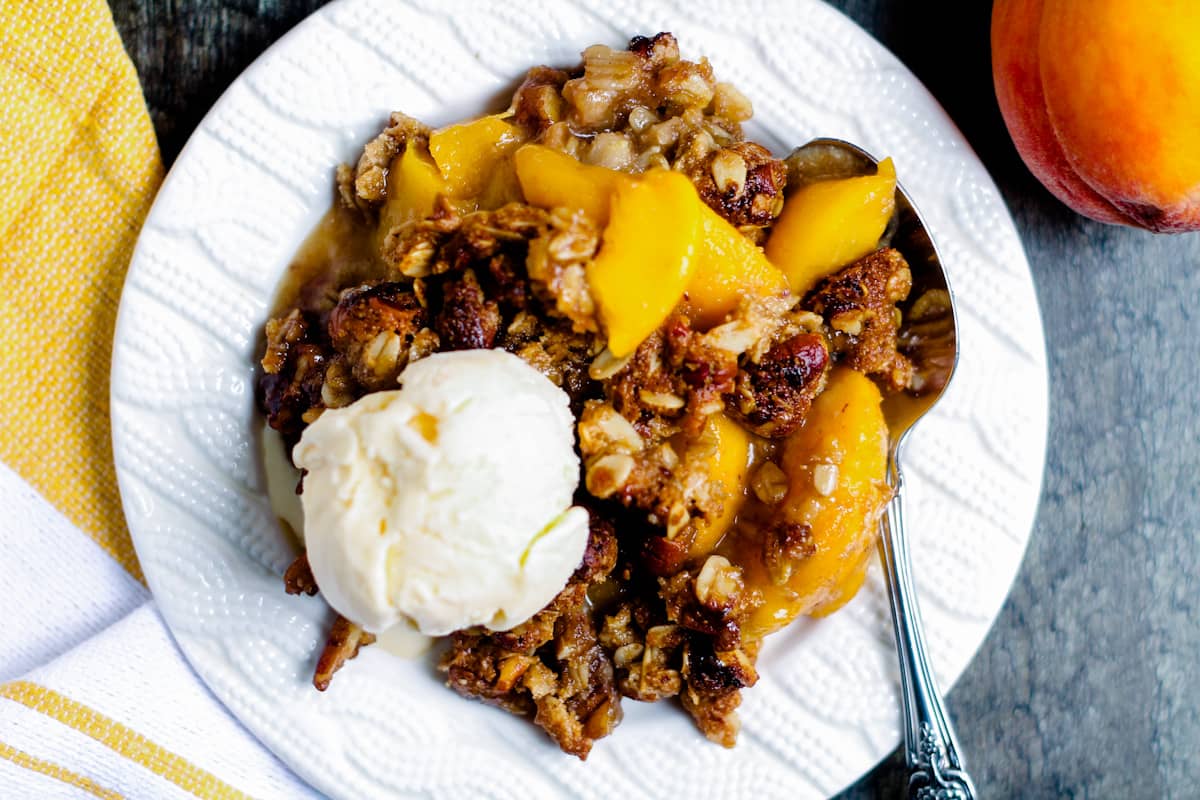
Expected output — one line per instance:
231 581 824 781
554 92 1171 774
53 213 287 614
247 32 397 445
0 2 316 797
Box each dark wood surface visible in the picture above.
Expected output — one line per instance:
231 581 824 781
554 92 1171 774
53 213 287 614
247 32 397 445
111 2 1200 797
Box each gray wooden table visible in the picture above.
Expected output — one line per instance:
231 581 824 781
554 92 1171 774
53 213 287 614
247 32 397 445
111 2 1200 796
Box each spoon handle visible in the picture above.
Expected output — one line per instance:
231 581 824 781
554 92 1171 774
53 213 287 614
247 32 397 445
879 452 978 800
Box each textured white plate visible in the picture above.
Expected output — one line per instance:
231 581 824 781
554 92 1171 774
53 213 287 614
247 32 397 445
111 1 1048 797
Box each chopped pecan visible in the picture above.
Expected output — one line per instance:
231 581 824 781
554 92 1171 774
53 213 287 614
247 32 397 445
328 283 427 389
726 332 829 438
313 615 376 691
482 252 530 310
628 32 680 68
640 534 690 578
283 552 318 596
435 269 501 350
261 308 309 376
689 142 787 228
762 520 817 586
258 309 329 444
511 66 570 133
683 636 758 695
574 512 619 583
329 283 425 351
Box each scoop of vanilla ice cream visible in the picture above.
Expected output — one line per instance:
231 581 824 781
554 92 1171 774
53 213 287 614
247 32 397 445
293 349 589 636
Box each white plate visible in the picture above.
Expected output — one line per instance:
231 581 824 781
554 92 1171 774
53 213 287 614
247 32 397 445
111 1 1047 797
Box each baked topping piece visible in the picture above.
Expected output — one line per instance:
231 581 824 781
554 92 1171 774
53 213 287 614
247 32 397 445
806 246 914 391
727 331 830 438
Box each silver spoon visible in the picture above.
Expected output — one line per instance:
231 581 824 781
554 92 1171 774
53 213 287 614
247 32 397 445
788 139 978 800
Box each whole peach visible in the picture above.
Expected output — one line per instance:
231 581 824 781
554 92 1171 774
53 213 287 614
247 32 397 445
992 0 1200 232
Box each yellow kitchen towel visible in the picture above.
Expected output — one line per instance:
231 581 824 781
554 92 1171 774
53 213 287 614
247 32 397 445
0 0 163 582
0 5 320 796
0 473 320 797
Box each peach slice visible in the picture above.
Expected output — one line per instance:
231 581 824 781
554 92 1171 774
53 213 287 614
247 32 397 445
587 170 701 356
686 413 754 559
765 158 896 295
428 115 523 199
739 367 890 641
378 144 447 235
475 156 524 210
516 144 788 332
513 144 627 224
684 205 789 329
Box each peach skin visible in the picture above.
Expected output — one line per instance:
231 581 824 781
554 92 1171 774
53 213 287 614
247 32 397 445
992 0 1200 231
